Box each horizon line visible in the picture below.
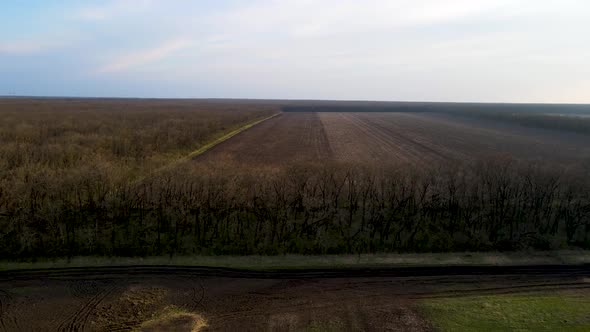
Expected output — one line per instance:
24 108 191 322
1 95 590 106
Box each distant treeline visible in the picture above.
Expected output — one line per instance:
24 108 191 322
0 98 277 180
456 111 590 135
282 101 590 115
282 105 431 113
1 160 589 258
282 102 590 135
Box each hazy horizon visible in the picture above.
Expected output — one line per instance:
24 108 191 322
3 95 590 106
2 1 589 103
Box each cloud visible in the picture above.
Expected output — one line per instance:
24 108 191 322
75 0 154 21
97 39 191 74
215 0 512 38
0 41 59 55
4 0 590 101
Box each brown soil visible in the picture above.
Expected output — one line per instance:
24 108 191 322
0 266 588 331
321 111 590 165
198 111 590 168
140 310 206 332
195 112 332 167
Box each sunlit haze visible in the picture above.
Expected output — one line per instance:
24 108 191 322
1 0 589 102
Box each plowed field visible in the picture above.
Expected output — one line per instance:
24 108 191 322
197 111 590 167
196 112 333 166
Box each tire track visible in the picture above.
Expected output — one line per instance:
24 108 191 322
374 112 590 164
103 320 143 332
0 265 588 331
57 284 118 332
208 280 590 323
1 264 589 281
353 113 453 163
291 112 333 162
342 113 408 162
0 289 9 332
0 289 6 318
67 280 103 298
167 276 206 311
411 281 590 299
332 112 415 164
191 281 206 310
309 112 333 160
0 289 20 332
386 113 493 159
345 112 420 162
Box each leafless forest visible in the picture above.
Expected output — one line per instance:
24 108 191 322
1 98 590 258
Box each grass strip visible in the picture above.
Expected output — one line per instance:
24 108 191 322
184 112 281 159
133 112 281 183
421 291 590 331
1 251 589 272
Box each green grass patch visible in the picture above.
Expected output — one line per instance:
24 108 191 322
422 291 590 331
184 112 280 159
132 112 281 183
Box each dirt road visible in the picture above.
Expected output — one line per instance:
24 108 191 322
0 265 588 331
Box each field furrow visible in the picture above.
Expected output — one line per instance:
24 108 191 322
195 111 590 168
196 112 332 166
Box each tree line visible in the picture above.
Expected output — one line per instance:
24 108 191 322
1 159 589 259
0 98 277 177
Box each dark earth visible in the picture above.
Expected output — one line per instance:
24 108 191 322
0 265 589 331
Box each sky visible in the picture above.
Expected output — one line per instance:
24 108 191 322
1 0 589 103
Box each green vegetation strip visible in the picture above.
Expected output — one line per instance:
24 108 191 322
134 112 280 182
185 112 281 159
1 251 589 272
422 291 590 331
162 112 280 168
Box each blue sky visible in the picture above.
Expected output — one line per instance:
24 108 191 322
1 0 589 102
